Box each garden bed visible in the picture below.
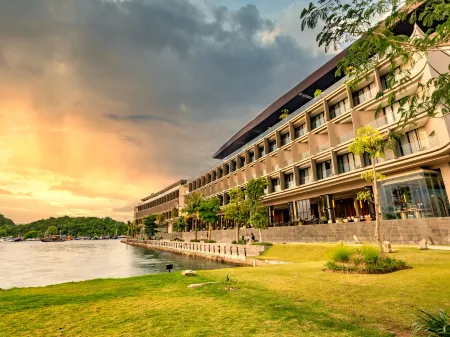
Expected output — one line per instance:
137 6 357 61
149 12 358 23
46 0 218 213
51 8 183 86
324 245 409 274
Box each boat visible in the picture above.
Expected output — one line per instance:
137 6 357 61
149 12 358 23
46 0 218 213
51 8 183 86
91 236 100 240
118 235 127 239
13 237 23 242
41 235 66 242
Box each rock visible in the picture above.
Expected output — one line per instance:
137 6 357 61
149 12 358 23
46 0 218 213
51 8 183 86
181 270 197 276
188 282 218 289
419 238 428 250
383 241 394 253
353 235 361 244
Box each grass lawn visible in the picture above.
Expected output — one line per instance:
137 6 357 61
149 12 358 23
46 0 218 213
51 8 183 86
1 244 449 337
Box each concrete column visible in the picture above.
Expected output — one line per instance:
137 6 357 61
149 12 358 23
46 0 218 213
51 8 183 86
354 198 361 217
294 166 300 186
438 163 450 198
266 177 273 194
223 193 229 205
310 158 317 181
305 111 311 132
279 171 285 191
324 99 331 121
264 138 269 156
346 85 354 109
254 144 260 160
374 68 382 92
244 150 250 165
331 150 339 176
289 122 295 140
276 130 282 149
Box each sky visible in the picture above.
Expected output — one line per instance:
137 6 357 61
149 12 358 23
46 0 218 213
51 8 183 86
0 0 333 224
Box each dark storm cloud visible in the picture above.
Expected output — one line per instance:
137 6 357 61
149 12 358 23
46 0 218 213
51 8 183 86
0 0 330 179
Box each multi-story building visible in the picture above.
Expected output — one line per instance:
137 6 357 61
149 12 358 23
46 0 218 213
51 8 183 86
134 180 188 233
186 24 450 227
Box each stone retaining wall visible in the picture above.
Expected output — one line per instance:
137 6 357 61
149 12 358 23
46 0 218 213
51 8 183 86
174 218 450 245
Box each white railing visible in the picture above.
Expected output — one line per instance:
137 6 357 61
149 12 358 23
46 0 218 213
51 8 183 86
366 112 396 129
396 136 439 157
353 88 377 106
311 117 326 130
285 181 295 189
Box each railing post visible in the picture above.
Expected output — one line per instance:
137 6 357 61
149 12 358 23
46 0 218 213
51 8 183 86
244 247 247 257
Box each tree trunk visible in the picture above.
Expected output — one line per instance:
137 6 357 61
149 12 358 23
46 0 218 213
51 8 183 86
194 219 198 241
235 222 239 242
208 224 212 242
372 157 383 255
258 229 262 243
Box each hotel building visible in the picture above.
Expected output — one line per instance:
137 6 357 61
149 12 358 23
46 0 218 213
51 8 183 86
135 24 450 234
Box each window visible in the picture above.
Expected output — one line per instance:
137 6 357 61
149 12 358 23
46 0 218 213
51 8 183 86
381 66 401 91
249 151 255 163
272 178 280 192
330 98 350 119
224 164 229 175
218 167 223 178
352 82 376 106
239 156 245 167
258 145 265 157
230 160 237 172
317 160 332 180
396 128 437 157
337 153 356 174
294 124 306 138
295 199 311 221
269 140 277 153
281 132 291 146
285 173 294 189
363 152 371 167
310 112 325 130
299 167 310 185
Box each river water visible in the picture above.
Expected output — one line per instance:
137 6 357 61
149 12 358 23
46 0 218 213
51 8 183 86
0 240 232 289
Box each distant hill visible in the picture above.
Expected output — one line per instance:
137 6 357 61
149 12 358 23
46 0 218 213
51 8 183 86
0 215 127 239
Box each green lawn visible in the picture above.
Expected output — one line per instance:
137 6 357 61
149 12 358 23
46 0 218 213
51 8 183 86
1 244 449 337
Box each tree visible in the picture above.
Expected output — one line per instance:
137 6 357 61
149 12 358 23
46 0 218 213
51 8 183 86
300 0 450 124
223 188 250 242
246 178 269 243
46 226 58 235
348 126 396 254
182 191 203 240
24 230 38 240
144 215 158 239
198 197 221 241
156 213 166 235
173 217 186 240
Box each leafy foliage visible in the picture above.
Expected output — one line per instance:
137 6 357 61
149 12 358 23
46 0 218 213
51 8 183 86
223 188 250 227
46 226 58 235
198 198 221 224
314 89 322 97
144 214 158 238
331 246 353 263
0 215 127 239
300 0 450 125
279 109 290 120
413 309 450 336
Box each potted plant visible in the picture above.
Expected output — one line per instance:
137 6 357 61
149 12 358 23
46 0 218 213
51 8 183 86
321 216 328 224
336 218 343 223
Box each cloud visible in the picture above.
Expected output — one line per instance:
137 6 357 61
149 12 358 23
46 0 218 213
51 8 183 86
0 0 331 223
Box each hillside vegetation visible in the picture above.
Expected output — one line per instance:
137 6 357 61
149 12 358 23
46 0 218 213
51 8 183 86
0 215 127 238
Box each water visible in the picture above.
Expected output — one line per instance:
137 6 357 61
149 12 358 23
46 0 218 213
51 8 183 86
0 240 233 289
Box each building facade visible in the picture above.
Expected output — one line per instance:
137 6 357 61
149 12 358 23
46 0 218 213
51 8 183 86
135 25 450 235
134 180 187 233
186 25 450 228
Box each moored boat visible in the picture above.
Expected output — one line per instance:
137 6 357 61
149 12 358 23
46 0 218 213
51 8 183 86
41 235 66 242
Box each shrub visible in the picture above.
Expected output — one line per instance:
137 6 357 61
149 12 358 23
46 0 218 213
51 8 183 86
232 240 246 245
413 309 450 337
252 242 273 246
361 246 379 264
205 240 216 243
331 246 353 263
190 239 200 242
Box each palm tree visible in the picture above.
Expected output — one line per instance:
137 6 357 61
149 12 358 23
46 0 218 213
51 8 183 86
156 213 166 236
182 192 203 241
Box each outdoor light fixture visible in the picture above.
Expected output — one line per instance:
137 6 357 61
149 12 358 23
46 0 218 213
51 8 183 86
166 264 173 273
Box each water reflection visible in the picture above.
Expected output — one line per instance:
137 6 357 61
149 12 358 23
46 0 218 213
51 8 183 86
0 240 233 289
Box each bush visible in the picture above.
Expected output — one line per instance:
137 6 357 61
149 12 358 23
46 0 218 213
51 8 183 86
326 244 408 274
252 242 273 246
413 309 450 337
331 246 353 263
205 240 216 243
232 240 246 245
190 239 200 242
361 246 379 264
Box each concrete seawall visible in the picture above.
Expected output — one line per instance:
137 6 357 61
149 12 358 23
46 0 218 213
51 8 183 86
123 240 287 266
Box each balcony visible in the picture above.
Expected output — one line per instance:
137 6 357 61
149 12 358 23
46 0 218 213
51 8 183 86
396 136 439 157
273 185 281 192
311 117 325 130
284 157 293 166
336 130 355 145
353 88 377 106
366 112 396 129
281 135 291 146
316 142 330 154
299 151 310 161
269 144 277 153
295 127 306 138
